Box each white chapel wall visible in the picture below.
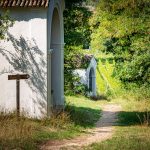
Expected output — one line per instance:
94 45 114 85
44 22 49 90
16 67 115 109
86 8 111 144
0 8 48 118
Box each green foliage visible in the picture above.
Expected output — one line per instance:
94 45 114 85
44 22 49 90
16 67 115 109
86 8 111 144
0 11 13 39
65 0 86 8
64 46 88 95
119 84 150 100
90 0 150 87
64 4 92 47
64 1 92 95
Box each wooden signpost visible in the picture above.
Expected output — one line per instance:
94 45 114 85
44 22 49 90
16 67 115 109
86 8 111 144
8 74 30 117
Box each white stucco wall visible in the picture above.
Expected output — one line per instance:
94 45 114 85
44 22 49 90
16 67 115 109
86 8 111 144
0 8 47 118
0 0 65 118
73 69 87 85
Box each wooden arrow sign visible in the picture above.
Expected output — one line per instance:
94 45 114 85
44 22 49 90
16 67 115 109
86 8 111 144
8 74 30 118
8 74 30 80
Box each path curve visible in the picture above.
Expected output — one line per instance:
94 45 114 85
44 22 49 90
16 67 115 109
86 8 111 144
40 104 122 150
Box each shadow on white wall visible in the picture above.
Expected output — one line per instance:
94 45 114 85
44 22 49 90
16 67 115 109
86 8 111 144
0 33 47 115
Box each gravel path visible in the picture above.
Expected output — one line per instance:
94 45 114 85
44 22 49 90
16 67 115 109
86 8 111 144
40 104 122 150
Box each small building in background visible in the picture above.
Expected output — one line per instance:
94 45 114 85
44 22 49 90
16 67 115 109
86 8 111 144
74 55 97 97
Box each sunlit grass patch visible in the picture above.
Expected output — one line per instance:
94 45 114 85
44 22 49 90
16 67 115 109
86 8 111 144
85 126 150 150
96 60 121 97
66 95 102 110
66 96 102 127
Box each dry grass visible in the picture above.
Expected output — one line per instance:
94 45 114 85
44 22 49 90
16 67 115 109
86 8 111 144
0 111 75 149
0 112 38 149
41 112 71 128
0 96 102 149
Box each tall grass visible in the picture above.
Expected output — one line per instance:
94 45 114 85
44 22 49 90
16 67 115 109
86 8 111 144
0 112 37 149
0 96 102 149
0 111 77 149
119 85 150 101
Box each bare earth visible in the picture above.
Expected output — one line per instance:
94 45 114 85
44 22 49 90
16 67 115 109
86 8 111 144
40 104 122 150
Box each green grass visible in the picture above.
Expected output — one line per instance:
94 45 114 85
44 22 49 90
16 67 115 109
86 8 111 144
66 96 102 127
84 98 150 150
96 60 121 96
0 96 102 149
85 126 150 150
86 57 150 150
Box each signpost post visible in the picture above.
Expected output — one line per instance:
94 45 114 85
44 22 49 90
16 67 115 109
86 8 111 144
8 74 30 117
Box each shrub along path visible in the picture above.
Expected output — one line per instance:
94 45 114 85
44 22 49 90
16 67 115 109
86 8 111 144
40 104 122 150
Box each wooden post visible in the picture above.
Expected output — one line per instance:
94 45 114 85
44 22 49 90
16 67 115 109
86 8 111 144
16 79 20 117
8 74 30 118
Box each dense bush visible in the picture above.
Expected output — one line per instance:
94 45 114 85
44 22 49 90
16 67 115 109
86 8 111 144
0 11 13 39
64 0 92 95
90 0 150 88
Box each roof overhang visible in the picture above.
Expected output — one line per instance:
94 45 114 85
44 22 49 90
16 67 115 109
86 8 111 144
0 0 49 8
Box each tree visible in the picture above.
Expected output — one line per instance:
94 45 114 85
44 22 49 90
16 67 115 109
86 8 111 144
0 12 13 39
90 0 150 86
64 0 92 95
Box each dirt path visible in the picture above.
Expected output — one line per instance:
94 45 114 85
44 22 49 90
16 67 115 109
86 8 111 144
40 104 122 150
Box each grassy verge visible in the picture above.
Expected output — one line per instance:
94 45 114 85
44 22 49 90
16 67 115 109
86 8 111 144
66 96 102 127
85 126 150 150
96 60 121 97
84 98 150 150
0 96 102 149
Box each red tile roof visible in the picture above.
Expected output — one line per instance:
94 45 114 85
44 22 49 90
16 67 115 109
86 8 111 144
0 0 49 7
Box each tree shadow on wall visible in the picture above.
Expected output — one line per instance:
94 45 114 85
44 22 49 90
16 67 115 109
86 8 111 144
0 33 47 114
